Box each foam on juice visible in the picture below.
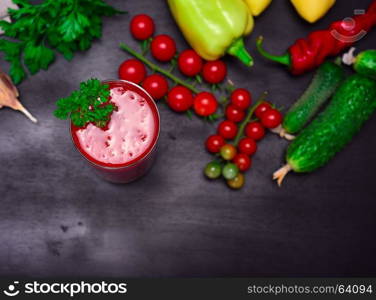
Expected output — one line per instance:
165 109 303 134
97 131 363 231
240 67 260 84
74 87 155 166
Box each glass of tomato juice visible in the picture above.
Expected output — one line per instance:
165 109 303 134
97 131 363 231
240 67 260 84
70 80 160 183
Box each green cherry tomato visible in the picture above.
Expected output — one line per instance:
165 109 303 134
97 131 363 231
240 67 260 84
222 163 239 180
227 173 245 189
220 144 237 161
204 161 222 179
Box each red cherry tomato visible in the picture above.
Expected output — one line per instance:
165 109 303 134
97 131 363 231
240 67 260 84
254 102 272 119
130 14 155 40
202 60 227 84
193 92 218 116
261 109 283 129
225 104 245 123
167 86 193 112
217 120 238 139
205 135 225 153
142 74 169 100
118 59 146 84
245 121 265 140
151 35 176 62
231 89 251 110
238 137 257 156
178 49 203 77
233 153 252 172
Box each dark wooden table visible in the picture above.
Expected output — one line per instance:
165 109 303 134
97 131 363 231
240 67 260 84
0 0 375 277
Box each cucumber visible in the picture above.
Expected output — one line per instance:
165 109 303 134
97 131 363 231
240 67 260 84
353 50 376 80
274 74 376 185
281 61 345 136
343 48 376 80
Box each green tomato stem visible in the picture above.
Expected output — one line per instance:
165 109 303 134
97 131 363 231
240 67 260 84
233 91 268 146
119 43 200 94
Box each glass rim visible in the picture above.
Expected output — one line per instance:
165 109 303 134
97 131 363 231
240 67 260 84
70 79 160 170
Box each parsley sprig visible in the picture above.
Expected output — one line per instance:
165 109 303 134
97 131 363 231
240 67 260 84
0 0 124 84
54 78 115 128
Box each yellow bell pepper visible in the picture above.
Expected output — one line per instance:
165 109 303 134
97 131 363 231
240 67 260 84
167 0 254 66
244 4 255 35
244 0 272 17
291 0 336 23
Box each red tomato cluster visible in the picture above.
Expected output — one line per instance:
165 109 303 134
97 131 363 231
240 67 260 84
207 88 254 173
123 14 285 190
117 14 233 118
205 93 283 185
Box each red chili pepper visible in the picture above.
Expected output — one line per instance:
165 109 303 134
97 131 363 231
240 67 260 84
256 0 376 75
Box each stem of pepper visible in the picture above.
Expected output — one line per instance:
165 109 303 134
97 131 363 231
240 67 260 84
119 43 200 94
227 38 254 67
256 36 291 67
233 91 268 146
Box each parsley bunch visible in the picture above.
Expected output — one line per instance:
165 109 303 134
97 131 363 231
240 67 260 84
54 78 116 128
0 0 124 84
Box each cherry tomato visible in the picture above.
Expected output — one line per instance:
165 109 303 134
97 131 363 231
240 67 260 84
204 161 222 179
202 60 227 84
193 92 218 116
261 109 283 129
130 14 155 40
217 120 238 139
167 86 193 112
254 102 272 119
220 144 237 161
118 59 146 84
225 104 245 123
227 173 245 189
205 135 225 153
222 163 239 180
142 74 169 100
233 153 252 172
231 89 251 110
178 49 203 77
151 34 176 62
238 137 257 156
245 121 265 141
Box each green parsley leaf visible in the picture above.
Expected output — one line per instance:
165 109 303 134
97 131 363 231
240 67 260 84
0 0 125 84
54 78 116 128
55 43 75 61
58 12 88 42
0 39 26 84
24 43 55 74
